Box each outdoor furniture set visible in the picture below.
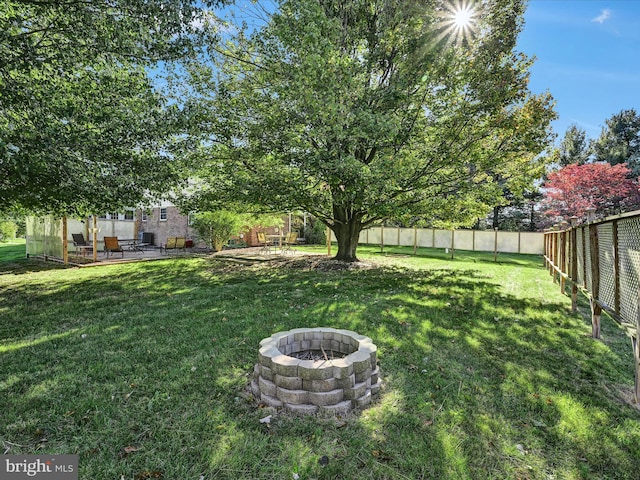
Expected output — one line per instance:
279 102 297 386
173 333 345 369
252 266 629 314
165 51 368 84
71 232 160 259
258 231 298 255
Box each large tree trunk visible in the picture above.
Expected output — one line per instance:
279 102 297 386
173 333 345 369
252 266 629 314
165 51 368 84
331 209 363 262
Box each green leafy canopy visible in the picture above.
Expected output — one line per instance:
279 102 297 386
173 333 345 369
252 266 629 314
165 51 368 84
181 0 556 260
0 0 229 216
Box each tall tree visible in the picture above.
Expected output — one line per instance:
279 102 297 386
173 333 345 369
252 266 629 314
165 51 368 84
0 0 227 216
592 109 640 176
542 163 640 224
183 0 555 261
559 124 589 167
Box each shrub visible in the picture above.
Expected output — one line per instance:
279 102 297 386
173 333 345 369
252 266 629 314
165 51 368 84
192 211 248 252
0 221 17 242
301 219 327 245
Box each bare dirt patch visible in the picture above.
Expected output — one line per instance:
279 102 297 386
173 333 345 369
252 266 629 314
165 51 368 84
270 256 378 271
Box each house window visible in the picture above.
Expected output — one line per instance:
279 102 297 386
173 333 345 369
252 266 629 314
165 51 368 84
124 210 134 221
188 212 195 226
109 212 119 220
160 208 167 221
141 212 148 222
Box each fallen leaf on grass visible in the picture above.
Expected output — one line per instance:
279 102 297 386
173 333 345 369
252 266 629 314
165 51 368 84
134 470 163 480
372 450 393 462
334 419 348 428
119 445 141 458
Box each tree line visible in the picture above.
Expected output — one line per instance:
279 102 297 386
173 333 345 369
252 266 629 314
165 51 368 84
541 109 640 227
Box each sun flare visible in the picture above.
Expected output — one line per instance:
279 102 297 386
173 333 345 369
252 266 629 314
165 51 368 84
453 6 474 29
436 1 479 45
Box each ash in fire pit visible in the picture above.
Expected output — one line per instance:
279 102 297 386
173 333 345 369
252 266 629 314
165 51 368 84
251 328 381 415
290 349 347 361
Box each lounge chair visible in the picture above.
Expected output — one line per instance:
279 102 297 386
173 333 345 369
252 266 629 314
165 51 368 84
72 233 93 257
162 237 186 254
104 236 124 258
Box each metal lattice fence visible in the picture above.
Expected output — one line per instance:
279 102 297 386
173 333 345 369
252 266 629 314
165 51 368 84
544 209 640 402
618 216 640 329
598 222 616 312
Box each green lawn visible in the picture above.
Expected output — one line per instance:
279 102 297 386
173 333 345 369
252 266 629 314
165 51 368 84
0 238 26 263
1 243 639 479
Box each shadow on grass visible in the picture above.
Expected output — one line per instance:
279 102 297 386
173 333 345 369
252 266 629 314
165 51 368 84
1 257 639 479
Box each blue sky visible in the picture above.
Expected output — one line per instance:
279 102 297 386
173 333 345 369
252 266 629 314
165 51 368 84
192 0 639 145
517 0 640 142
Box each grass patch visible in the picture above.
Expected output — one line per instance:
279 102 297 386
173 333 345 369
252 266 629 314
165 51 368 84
0 238 27 262
1 243 639 479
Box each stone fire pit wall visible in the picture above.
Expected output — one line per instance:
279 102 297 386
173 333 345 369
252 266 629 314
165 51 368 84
251 328 381 415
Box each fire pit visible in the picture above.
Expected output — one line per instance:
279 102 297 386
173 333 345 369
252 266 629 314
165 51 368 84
251 328 381 415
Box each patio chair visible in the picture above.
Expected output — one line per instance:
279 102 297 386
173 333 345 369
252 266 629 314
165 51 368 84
162 237 186 254
257 232 272 254
103 236 124 258
162 237 176 254
72 233 93 257
281 231 298 255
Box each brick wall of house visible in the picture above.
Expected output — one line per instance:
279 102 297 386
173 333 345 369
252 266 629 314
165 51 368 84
136 206 202 247
136 207 296 249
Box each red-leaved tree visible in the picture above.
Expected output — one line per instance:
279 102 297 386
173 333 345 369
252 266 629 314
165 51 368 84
542 163 640 225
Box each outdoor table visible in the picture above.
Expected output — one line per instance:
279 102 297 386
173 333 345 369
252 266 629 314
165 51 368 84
121 239 148 253
266 234 285 252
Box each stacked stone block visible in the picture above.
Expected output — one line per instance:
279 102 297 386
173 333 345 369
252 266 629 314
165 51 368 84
251 328 381 414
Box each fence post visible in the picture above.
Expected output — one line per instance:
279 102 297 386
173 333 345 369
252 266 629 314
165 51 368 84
612 220 620 315
380 225 384 254
581 225 587 288
570 216 579 312
62 216 68 265
551 228 558 282
544 231 549 268
587 210 601 339
559 221 568 293
92 215 98 262
493 228 498 262
450 229 455 259
413 228 417 256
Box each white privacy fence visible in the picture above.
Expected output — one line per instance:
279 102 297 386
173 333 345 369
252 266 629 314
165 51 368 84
349 227 544 255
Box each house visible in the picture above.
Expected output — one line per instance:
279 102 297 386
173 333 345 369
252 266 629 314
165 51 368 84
135 201 200 249
136 202 299 248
